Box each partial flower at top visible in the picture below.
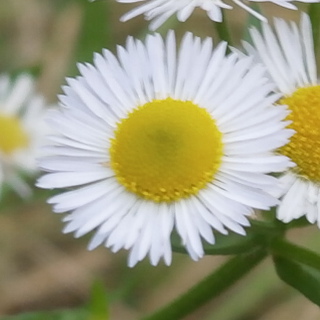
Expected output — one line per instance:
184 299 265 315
90 0 319 31
37 31 293 267
0 74 48 198
244 13 320 227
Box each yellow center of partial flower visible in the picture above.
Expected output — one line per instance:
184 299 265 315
0 114 28 154
280 85 320 181
110 98 223 202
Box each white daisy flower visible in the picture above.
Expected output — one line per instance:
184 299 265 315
90 0 319 31
37 31 293 267
0 74 48 198
244 13 320 227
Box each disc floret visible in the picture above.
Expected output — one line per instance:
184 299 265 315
110 98 223 202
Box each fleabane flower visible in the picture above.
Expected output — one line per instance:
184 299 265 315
244 13 320 227
0 74 47 198
90 0 319 31
37 31 292 267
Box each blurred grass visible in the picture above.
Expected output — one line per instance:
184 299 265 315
74 0 114 63
0 1 319 320
2 310 86 320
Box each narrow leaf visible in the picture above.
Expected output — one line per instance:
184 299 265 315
273 255 320 306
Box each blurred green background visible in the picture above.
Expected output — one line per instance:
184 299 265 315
0 1 319 319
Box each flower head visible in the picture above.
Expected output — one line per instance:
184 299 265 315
0 74 48 198
91 0 320 31
245 13 320 226
37 32 292 266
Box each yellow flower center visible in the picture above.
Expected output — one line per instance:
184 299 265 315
0 114 28 154
110 98 223 202
280 85 320 181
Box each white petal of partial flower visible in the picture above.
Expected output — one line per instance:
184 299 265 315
246 13 318 95
107 0 312 30
277 177 307 223
6 170 32 199
0 74 50 198
2 74 34 115
305 182 319 223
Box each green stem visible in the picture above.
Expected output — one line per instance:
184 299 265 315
215 13 233 45
140 249 266 320
242 3 263 43
271 239 320 270
309 3 320 56
250 219 284 235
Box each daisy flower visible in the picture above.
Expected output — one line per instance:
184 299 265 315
0 74 47 198
244 13 320 226
90 0 319 31
37 31 293 267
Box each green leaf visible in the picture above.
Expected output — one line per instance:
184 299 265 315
285 217 312 229
86 280 109 320
273 255 320 306
203 232 258 255
271 239 320 271
171 230 258 255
